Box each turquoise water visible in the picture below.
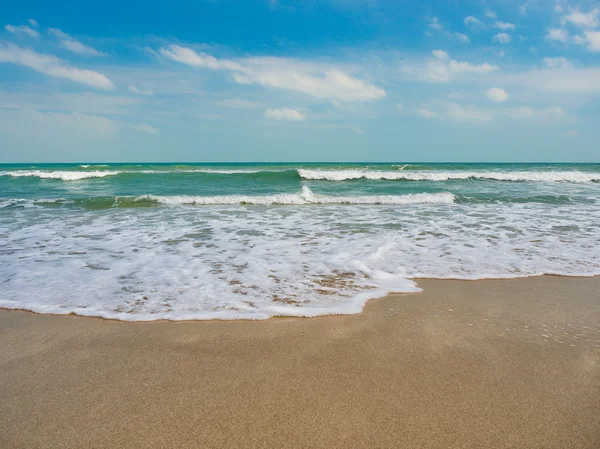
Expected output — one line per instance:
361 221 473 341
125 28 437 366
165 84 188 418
1 163 599 320
2 162 600 206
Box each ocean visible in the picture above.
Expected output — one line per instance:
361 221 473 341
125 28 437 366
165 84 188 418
1 162 599 320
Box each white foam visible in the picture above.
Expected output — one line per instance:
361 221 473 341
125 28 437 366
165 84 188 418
0 168 286 180
0 198 71 208
0 199 21 208
3 170 119 181
5 168 597 183
185 169 286 174
146 186 455 206
1 198 599 321
298 169 600 183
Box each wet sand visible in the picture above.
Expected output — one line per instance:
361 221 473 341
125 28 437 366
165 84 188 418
1 276 599 449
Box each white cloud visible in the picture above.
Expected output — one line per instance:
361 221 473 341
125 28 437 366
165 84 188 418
128 85 154 96
562 8 599 28
0 43 114 89
159 45 242 70
495 21 516 30
159 45 386 102
28 19 39 28
264 108 306 121
546 28 569 42
406 50 499 83
493 33 511 44
574 31 600 51
586 31 600 51
446 60 498 76
416 102 493 122
233 67 386 102
61 40 104 57
464 16 484 28
452 32 471 44
432 50 449 60
486 10 498 19
484 87 509 102
507 65 600 93
519 3 529 16
49 28 105 57
396 103 403 111
567 130 580 136
543 57 573 69
5 25 39 38
429 17 442 30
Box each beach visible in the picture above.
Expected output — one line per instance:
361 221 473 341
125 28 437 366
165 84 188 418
1 276 599 449
3 0 600 446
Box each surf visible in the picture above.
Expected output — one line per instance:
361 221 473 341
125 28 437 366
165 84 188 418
297 169 600 183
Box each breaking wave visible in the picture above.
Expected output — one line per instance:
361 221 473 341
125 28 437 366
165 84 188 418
297 169 600 183
3 167 599 184
0 187 455 209
2 170 120 181
147 186 455 206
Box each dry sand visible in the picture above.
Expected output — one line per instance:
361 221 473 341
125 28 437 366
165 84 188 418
1 276 600 449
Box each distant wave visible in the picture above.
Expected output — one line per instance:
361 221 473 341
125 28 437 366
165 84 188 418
2 170 119 181
186 168 290 174
3 168 599 183
0 168 294 181
297 169 600 183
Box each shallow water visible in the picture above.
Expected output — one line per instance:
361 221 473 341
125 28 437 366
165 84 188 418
1 162 599 320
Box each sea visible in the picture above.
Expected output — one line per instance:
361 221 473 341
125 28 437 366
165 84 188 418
1 162 599 320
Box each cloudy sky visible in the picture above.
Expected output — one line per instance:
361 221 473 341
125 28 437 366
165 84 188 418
1 0 599 162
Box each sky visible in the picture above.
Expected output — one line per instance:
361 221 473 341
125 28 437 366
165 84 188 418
1 0 600 162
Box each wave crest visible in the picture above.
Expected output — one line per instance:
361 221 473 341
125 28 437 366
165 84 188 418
147 186 455 206
297 169 600 183
0 188 455 209
3 170 119 181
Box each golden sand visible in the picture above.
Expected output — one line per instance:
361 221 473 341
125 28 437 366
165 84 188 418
1 276 599 448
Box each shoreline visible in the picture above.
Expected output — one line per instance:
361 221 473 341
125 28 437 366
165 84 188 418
1 274 599 323
1 276 599 448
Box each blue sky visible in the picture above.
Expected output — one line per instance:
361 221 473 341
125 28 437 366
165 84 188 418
1 0 599 162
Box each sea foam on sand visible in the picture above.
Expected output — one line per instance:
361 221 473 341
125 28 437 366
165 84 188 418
1 200 599 320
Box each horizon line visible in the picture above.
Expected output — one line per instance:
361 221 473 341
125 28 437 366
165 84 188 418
1 161 599 165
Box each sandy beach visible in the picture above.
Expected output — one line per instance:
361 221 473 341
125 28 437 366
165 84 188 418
1 276 599 449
